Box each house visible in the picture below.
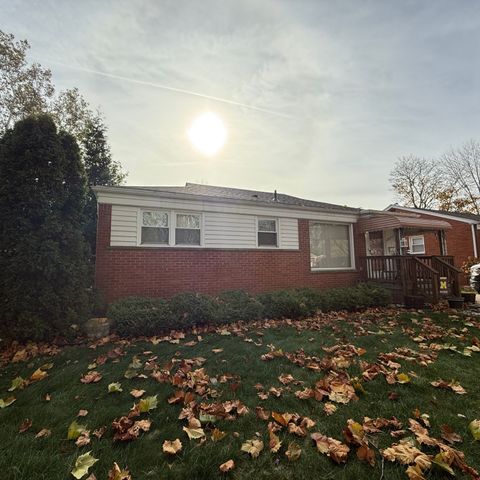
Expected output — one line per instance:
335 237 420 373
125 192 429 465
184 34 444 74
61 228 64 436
93 183 461 305
384 205 480 271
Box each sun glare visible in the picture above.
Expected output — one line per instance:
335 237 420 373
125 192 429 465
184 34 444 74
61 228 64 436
187 112 227 156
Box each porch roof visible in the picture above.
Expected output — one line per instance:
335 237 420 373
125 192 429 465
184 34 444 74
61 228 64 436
357 211 452 232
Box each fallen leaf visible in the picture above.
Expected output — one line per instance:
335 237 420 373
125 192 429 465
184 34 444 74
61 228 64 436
35 428 51 438
0 396 16 408
241 438 264 458
219 460 235 472
311 432 350 464
285 442 302 461
108 382 123 393
212 349 223 354
107 462 131 480
68 420 87 440
323 403 337 416
78 410 88 417
76 431 91 447
130 389 145 398
9 376 27 391
163 438 182 455
81 371 102 384
183 426 205 440
440 424 462 444
71 451 98 479
268 427 282 453
19 419 32 433
30 368 48 382
137 395 158 413
397 373 411 384
469 419 480 440
212 428 227 441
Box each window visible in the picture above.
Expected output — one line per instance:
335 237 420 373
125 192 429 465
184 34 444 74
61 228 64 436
141 211 169 244
309 222 352 269
175 213 201 245
257 218 278 247
409 235 425 254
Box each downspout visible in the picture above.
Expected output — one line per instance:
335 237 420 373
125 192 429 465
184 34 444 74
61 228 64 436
471 224 478 258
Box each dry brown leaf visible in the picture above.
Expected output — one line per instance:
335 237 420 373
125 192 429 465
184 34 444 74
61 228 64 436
323 403 337 416
241 438 264 458
107 462 131 480
285 441 302 461
77 410 88 417
35 428 51 438
80 371 102 384
219 459 234 472
19 419 32 433
130 389 146 398
163 438 182 455
440 424 462 444
311 432 350 464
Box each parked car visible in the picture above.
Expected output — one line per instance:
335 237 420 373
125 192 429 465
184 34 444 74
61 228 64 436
470 263 480 292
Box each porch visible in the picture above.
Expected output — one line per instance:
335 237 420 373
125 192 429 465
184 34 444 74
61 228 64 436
359 254 461 303
357 210 462 304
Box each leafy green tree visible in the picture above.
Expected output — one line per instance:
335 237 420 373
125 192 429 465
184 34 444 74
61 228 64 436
0 115 92 340
81 115 126 251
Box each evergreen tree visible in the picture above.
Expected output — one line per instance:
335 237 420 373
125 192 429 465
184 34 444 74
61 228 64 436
81 115 126 251
0 115 91 340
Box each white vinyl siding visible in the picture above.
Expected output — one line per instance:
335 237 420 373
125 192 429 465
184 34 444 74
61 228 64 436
110 205 138 246
108 207 300 250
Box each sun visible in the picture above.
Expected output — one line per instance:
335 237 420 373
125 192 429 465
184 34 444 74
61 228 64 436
187 112 227 156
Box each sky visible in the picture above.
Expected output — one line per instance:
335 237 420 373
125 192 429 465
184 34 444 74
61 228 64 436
3 0 480 209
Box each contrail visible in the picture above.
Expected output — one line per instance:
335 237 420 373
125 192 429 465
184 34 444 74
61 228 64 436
40 59 293 119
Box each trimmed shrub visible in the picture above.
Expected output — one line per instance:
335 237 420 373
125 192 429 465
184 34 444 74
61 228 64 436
169 292 219 328
106 283 391 336
107 297 172 337
215 290 264 324
256 289 313 319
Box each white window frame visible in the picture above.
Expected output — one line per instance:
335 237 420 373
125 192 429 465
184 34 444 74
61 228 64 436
409 235 425 255
256 217 279 248
139 210 170 246
309 222 356 271
137 209 204 247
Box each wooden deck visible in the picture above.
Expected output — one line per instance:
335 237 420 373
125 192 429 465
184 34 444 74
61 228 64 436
359 255 462 303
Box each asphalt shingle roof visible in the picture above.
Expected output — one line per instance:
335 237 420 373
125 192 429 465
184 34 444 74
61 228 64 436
119 183 359 213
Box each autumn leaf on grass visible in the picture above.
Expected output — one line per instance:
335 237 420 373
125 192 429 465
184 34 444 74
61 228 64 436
183 426 205 440
271 412 293 427
268 427 282 453
0 396 16 408
256 406 270 420
78 410 88 417
440 424 462 444
108 382 122 393
357 445 376 467
323 403 337 416
71 451 98 479
396 373 411 384
285 442 302 461
130 389 145 398
9 376 27 391
19 419 32 433
107 462 131 480
68 420 88 440
81 371 102 384
137 395 158 413
219 460 235 472
431 452 455 475
430 379 466 394
469 419 480 440
241 438 264 458
76 431 91 447
212 348 223 354
35 428 52 438
382 439 430 467
30 368 48 382
278 373 294 385
212 428 227 441
163 439 182 455
311 433 350 464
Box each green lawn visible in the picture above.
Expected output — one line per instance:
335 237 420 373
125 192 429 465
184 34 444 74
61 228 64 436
0 309 479 480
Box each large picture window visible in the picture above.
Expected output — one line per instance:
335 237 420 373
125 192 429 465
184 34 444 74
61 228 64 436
175 213 201 245
309 222 352 269
141 211 169 244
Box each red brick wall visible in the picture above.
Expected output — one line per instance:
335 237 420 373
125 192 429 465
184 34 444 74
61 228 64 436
95 204 364 304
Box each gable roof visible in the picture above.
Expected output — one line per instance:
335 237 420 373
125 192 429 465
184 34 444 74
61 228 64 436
384 204 480 224
103 182 360 213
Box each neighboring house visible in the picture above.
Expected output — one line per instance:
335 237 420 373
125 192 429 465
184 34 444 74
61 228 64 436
384 205 480 271
93 183 461 305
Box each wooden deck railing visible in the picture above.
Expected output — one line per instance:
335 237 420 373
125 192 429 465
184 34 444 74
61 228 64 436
360 255 460 303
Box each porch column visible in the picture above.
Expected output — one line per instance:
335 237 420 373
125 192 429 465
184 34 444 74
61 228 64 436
438 230 447 256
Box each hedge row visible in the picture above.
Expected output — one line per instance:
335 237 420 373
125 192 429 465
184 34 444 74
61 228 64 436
107 283 392 337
